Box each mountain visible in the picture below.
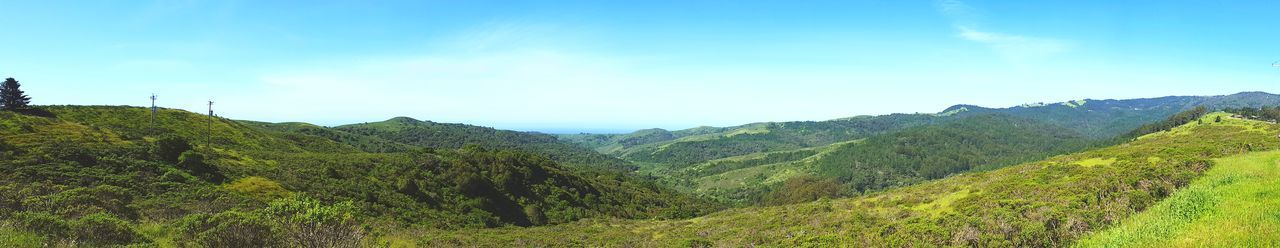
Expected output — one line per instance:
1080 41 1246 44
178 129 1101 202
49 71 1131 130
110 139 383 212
567 92 1280 160
560 92 1280 205
0 106 718 246
336 116 638 172
421 112 1280 247
946 92 1280 138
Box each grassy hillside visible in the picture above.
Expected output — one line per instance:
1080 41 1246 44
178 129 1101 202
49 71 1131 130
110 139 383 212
337 117 638 171
0 106 718 246
1075 150 1280 247
641 114 1100 206
419 112 1280 247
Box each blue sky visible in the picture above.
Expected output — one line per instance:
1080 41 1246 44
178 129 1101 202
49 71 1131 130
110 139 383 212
2 0 1278 133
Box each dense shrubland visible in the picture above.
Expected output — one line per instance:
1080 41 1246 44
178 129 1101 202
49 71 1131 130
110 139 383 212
422 112 1280 247
335 117 638 171
0 106 718 246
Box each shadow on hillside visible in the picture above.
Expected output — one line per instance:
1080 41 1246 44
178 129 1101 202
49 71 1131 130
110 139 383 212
10 108 56 118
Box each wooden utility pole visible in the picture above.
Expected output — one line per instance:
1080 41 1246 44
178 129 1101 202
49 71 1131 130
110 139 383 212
207 100 214 147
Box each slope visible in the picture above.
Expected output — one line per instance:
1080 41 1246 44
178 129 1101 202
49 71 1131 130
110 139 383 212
645 114 1099 206
567 113 944 166
1075 150 1280 247
561 92 1280 169
420 112 1280 247
337 117 637 171
0 106 719 246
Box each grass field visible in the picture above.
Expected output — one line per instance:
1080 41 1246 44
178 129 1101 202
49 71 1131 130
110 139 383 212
1075 150 1280 247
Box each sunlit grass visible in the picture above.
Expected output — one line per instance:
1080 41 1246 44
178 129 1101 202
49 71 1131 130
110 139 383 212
1075 150 1280 247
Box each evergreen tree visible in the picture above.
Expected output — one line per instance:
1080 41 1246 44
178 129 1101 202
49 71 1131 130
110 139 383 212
0 78 31 110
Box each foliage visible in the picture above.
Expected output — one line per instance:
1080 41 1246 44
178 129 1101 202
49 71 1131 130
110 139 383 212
1222 106 1280 122
337 117 638 171
0 78 31 110
1076 150 1280 247
152 134 192 163
225 176 292 201
178 211 284 248
70 212 146 246
813 114 1097 193
264 196 365 248
1119 106 1207 140
762 176 844 206
0 105 717 246
419 113 1280 247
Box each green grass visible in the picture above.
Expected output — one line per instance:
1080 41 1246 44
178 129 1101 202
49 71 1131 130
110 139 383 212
0 224 45 248
1075 150 1280 247
1075 158 1116 167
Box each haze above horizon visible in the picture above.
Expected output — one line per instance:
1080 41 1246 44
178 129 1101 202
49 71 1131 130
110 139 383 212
2 0 1278 133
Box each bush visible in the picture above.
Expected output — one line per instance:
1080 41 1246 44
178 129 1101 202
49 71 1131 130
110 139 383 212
11 211 71 239
265 196 365 248
225 176 292 201
763 176 844 206
178 150 224 182
179 211 284 248
152 135 191 163
70 213 144 246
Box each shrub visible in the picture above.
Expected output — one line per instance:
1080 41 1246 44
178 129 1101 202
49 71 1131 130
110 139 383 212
178 150 224 182
225 176 292 201
179 211 284 248
265 196 366 248
152 135 191 163
763 176 844 206
11 211 71 239
70 213 144 246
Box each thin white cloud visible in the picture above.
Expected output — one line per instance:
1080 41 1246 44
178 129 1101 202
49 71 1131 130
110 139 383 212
935 0 1070 64
957 26 1070 63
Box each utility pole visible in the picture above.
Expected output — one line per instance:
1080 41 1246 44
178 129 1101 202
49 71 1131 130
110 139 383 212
207 100 214 148
150 94 158 130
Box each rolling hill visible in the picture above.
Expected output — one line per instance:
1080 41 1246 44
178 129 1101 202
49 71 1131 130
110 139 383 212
421 112 1280 247
0 106 718 247
561 92 1280 205
337 117 638 172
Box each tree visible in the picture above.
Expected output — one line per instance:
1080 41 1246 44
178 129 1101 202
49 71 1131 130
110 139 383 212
1215 116 1223 123
1 78 31 110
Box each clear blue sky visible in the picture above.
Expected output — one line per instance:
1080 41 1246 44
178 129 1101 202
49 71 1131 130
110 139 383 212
2 0 1278 133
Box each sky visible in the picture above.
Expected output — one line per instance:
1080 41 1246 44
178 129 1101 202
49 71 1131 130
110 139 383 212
1 0 1278 133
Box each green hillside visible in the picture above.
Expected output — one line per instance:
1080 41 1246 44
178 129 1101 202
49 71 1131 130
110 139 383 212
560 113 943 166
420 112 1280 247
337 117 638 172
640 114 1101 206
563 92 1280 167
0 106 717 247
554 92 1280 206
1075 150 1280 247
